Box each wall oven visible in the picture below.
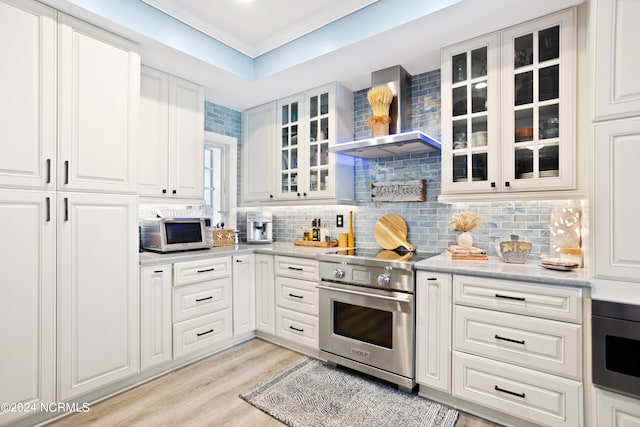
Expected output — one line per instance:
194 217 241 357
592 299 640 399
317 249 435 391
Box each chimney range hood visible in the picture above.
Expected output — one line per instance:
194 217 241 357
330 65 440 159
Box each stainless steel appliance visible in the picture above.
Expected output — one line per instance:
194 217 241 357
317 248 436 391
247 211 272 244
141 217 210 253
592 299 640 399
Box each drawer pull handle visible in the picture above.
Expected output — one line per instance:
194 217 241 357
495 293 525 302
288 293 303 299
196 296 213 302
153 270 163 273
289 326 304 332
288 266 304 271
64 160 69 185
46 197 51 222
494 385 525 399
494 334 525 345
427 278 437 281
46 159 51 183
197 268 216 273
197 329 214 337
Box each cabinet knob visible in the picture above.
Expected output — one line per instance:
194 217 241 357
303 192 307 197
162 189 167 194
270 194 274 199
491 182 496 188
297 192 301 197
172 189 177 194
504 181 510 187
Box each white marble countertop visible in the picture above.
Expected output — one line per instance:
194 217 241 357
139 242 337 266
414 253 591 287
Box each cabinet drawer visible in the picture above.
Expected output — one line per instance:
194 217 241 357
453 275 582 323
173 277 231 322
173 310 232 359
454 306 582 380
275 307 318 349
275 256 319 281
453 352 582 427
174 257 231 286
275 276 318 316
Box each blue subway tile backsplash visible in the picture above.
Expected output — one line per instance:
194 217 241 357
206 69 585 259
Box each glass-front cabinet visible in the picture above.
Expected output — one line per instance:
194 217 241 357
441 34 499 194
275 83 353 203
502 9 575 191
440 8 576 199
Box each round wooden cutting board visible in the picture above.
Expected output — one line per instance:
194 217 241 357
374 214 414 251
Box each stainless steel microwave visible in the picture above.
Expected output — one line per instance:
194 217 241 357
141 218 210 253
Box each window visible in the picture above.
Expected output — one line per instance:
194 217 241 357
203 132 237 228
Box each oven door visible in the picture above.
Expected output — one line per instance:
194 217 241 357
592 301 640 399
318 282 414 379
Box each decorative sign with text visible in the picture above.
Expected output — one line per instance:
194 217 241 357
371 179 426 202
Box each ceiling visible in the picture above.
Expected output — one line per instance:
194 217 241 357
42 0 584 111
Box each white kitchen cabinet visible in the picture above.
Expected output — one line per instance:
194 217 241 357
451 275 584 426
172 257 233 359
233 254 256 338
138 66 204 200
440 8 578 201
273 256 319 350
58 13 139 194
275 83 353 204
593 0 640 121
58 193 139 400
596 388 640 427
140 265 172 371
0 190 55 426
255 254 275 335
593 118 640 284
0 0 56 190
241 102 277 203
416 272 452 394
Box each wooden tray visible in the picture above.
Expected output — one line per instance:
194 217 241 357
294 239 338 248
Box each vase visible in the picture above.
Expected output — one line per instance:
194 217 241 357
457 231 473 248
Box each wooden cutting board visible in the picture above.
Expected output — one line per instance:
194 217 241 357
374 214 414 251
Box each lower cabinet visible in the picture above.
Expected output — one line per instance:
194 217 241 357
172 257 233 359
0 190 55 426
416 271 585 427
416 272 452 393
255 254 275 335
233 254 256 338
273 256 320 350
596 388 640 427
58 193 139 401
140 265 172 370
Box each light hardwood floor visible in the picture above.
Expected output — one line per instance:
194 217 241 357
46 338 501 427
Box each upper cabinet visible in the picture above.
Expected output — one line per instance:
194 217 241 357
242 102 277 203
139 66 204 201
440 8 578 201
241 82 354 205
58 14 140 193
0 5 139 194
593 0 640 121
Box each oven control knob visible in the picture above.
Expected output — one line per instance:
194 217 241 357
378 273 390 286
334 269 345 279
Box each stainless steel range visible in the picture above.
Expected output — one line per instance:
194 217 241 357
317 248 436 391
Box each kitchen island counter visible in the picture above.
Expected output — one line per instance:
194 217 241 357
415 253 591 287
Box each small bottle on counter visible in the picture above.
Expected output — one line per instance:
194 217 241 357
321 222 329 242
312 219 320 242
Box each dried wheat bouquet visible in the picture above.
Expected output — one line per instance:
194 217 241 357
449 211 482 232
365 85 393 127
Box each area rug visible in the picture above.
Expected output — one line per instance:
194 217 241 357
240 358 458 427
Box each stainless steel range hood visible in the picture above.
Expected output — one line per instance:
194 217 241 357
331 65 441 159
329 131 440 158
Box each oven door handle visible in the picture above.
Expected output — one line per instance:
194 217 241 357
316 284 412 303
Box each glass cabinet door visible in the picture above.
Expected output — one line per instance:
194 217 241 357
278 99 300 197
307 90 331 194
442 34 499 193
503 9 575 190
